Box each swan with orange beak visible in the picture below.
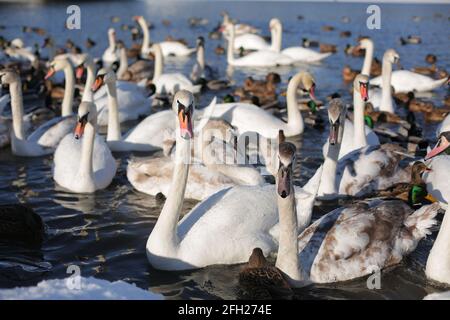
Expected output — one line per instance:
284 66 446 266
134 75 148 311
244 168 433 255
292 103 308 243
53 101 117 193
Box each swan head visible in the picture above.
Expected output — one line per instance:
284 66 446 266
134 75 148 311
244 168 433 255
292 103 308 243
300 71 316 100
108 28 116 38
173 90 195 140
10 38 24 49
358 37 373 50
45 55 71 80
277 132 296 199
196 36 205 48
328 98 346 145
425 131 450 161
92 68 115 92
269 18 281 31
0 69 20 85
353 74 369 102
74 53 93 79
75 101 97 140
384 49 400 65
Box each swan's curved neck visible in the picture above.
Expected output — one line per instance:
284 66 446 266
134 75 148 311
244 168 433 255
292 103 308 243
148 131 191 253
285 73 305 135
320 141 340 196
380 58 394 113
426 204 450 284
117 48 128 80
82 61 95 102
271 23 282 52
108 32 116 52
106 80 122 141
139 19 150 55
320 121 346 196
9 81 25 140
196 46 205 71
353 89 367 149
79 122 95 180
62 64 75 116
152 46 164 80
361 42 374 76
275 186 302 285
226 26 235 65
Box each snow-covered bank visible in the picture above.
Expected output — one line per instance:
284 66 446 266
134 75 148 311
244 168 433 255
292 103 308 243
0 277 164 300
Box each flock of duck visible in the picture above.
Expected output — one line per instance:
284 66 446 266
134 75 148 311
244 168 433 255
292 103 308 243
0 12 449 299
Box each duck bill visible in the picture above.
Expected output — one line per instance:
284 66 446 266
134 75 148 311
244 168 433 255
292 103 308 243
277 166 291 198
44 68 55 80
74 121 86 140
91 77 103 93
75 66 85 79
425 136 450 161
309 84 316 100
178 109 193 139
425 193 438 203
329 122 339 145
360 83 369 101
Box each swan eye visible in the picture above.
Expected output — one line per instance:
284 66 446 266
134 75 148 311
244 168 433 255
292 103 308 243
79 112 89 123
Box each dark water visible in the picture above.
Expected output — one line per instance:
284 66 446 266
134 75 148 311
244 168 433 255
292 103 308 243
0 1 449 299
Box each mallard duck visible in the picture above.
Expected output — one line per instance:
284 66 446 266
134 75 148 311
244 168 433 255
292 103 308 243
342 65 358 82
400 35 422 45
365 102 409 126
214 45 225 55
319 43 337 53
426 54 437 64
85 37 96 49
321 25 335 32
238 248 293 300
376 161 437 206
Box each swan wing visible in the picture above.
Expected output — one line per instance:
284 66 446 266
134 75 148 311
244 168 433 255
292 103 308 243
176 185 279 267
28 115 76 148
282 47 331 63
298 200 434 283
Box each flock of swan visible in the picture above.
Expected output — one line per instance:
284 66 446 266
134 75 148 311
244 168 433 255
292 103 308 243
0 11 449 299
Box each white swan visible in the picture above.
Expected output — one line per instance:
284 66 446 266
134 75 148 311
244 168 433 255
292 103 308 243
127 119 265 200
221 11 260 36
45 55 76 117
314 99 408 199
270 18 332 63
94 68 216 152
370 65 448 94
265 141 439 284
133 16 195 58
92 68 153 126
295 199 439 283
0 69 75 157
102 28 119 67
323 74 379 159
222 19 278 52
210 71 315 138
225 23 294 68
76 53 152 125
424 129 450 204
151 43 201 95
53 101 117 193
146 91 322 271
368 49 399 113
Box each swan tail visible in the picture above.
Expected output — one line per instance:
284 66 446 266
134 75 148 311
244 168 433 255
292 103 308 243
429 75 449 91
404 202 440 240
